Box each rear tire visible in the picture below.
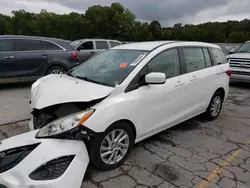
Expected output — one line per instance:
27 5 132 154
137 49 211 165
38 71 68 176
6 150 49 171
45 66 66 75
204 91 223 121
89 122 134 171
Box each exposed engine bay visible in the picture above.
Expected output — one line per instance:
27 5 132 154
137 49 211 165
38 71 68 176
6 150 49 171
32 98 104 130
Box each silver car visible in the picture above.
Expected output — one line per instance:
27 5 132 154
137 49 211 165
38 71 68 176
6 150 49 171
70 39 121 62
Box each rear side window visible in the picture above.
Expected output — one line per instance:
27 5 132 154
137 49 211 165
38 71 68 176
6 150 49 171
0 39 13 52
110 41 120 47
183 48 206 73
203 48 212 67
96 41 109 49
43 41 62 50
16 39 43 51
210 48 227 65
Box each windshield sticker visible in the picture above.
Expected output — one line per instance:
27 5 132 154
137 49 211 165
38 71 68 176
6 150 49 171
120 62 128 68
130 53 147 66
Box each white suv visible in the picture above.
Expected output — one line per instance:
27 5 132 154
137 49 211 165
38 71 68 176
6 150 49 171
30 41 230 171
226 41 250 82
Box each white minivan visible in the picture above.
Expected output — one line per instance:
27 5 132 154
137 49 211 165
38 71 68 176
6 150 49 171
29 41 231 171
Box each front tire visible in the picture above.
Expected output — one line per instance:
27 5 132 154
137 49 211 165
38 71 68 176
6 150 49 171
204 91 223 120
89 122 134 171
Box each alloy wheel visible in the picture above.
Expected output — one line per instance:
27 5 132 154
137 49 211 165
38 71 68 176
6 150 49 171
51 69 64 74
211 96 222 117
100 129 129 165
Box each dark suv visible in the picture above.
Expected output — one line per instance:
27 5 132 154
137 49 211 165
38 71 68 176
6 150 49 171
0 35 80 84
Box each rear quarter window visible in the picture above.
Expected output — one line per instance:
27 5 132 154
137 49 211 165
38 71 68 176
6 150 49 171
43 41 63 51
210 48 227 65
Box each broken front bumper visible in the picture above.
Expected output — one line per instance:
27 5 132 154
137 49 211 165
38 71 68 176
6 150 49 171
0 130 89 188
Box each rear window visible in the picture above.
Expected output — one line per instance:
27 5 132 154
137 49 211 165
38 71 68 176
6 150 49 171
0 39 13 52
70 40 82 48
210 48 227 65
96 41 109 49
16 39 43 51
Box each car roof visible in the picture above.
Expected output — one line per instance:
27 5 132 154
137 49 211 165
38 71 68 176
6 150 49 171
73 38 121 43
0 35 70 43
113 41 220 51
0 35 72 50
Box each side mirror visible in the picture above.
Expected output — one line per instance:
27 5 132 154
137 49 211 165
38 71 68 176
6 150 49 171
228 48 236 55
77 46 84 51
145 72 166 85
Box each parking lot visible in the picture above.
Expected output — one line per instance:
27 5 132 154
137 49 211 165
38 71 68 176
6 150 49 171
0 83 250 188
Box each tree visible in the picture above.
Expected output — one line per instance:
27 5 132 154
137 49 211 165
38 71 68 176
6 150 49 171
228 31 246 43
0 4 249 43
149 20 163 40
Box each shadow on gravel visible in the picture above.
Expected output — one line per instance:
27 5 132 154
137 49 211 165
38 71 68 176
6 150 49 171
230 81 250 89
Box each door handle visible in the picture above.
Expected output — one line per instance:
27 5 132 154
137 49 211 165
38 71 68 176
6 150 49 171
175 80 185 87
42 54 48 57
190 75 198 81
4 56 14 59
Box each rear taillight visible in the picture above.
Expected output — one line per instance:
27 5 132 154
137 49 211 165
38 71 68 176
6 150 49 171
71 51 78 58
226 70 232 77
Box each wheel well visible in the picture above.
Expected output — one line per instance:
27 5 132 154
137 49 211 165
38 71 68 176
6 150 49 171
44 64 68 75
111 119 137 141
215 87 225 101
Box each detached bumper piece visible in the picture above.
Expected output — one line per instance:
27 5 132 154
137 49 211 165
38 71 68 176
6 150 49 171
0 130 90 188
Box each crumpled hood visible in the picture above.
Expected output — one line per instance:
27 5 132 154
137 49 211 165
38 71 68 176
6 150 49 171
226 52 250 59
30 74 114 109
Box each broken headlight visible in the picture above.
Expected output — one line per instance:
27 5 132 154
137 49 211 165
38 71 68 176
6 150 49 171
36 109 95 138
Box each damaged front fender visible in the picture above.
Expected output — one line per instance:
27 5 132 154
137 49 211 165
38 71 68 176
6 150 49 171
0 130 89 188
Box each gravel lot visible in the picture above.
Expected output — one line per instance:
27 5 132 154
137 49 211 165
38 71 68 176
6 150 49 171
0 83 250 188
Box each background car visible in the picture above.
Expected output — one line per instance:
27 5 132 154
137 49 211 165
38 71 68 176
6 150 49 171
0 35 80 84
226 41 250 83
70 39 121 62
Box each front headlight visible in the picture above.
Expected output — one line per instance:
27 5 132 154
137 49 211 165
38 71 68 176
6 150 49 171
36 109 95 138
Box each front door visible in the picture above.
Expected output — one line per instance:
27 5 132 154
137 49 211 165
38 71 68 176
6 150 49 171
135 48 189 138
76 41 96 62
0 38 18 83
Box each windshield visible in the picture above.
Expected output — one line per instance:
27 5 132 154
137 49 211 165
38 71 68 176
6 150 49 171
70 40 82 48
236 42 250 53
71 49 148 87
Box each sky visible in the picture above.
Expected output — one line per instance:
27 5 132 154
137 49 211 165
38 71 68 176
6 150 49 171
1 0 250 26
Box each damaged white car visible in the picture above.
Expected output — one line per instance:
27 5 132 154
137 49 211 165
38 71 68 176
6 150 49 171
0 41 230 188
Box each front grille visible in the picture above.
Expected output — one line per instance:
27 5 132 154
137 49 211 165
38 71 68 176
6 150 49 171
232 71 250 76
229 58 250 68
29 155 75 180
0 143 40 174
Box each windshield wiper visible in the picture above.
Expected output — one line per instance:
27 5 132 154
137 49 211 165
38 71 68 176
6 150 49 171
75 76 114 87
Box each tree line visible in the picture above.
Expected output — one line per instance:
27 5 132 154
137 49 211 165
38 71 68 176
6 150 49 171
0 2 250 43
